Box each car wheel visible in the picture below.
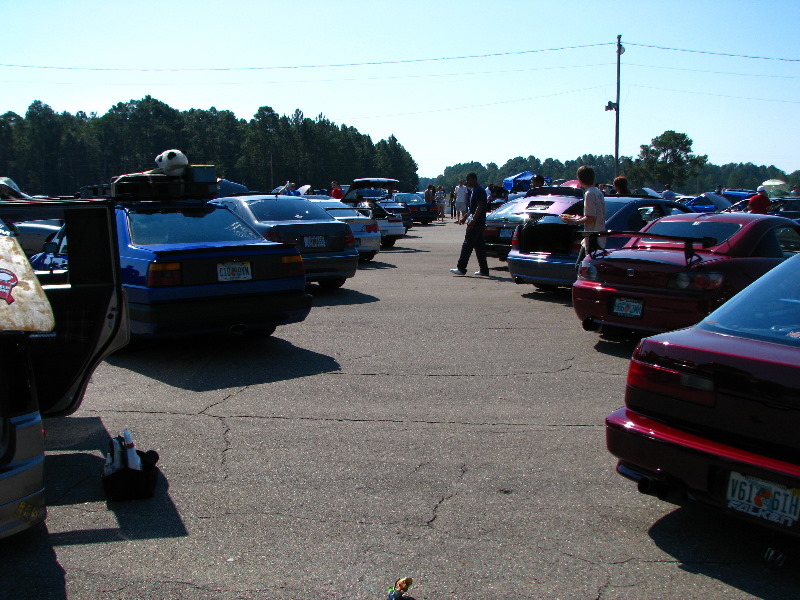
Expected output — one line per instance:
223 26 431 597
381 238 396 248
359 251 376 262
318 277 347 290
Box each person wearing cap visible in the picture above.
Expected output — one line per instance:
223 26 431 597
715 184 724 195
747 186 771 214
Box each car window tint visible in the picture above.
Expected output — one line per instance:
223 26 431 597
128 208 262 245
324 207 362 218
394 193 423 203
776 227 800 257
645 220 741 244
782 200 800 211
247 199 332 222
699 256 800 347
603 200 629 220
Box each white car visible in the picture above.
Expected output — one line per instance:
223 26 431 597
308 199 381 261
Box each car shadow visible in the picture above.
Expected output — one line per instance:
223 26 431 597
308 287 380 305
0 416 188 600
380 246 428 253
356 260 398 271
648 506 800 598
108 336 341 392
520 288 573 307
592 335 641 358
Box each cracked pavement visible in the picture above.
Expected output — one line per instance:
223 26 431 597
2 222 798 599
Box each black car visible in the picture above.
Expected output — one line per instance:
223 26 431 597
378 201 413 231
0 193 128 538
392 192 437 224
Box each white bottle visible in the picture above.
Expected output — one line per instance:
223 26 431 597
111 438 123 472
122 429 142 470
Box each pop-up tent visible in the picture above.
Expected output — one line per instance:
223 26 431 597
502 171 551 191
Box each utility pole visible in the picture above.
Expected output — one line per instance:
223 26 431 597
605 35 624 177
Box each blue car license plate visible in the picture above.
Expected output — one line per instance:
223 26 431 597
612 297 643 318
217 262 252 281
304 235 326 248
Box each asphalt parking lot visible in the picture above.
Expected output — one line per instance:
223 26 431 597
2 221 799 600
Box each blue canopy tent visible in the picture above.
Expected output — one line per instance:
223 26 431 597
502 171 551 191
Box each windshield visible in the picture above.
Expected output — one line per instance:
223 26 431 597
394 193 424 204
127 207 261 245
641 219 741 245
247 198 333 222
699 254 800 347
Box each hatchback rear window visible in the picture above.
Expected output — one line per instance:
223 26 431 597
127 207 262 245
642 220 741 245
324 207 362 218
247 199 332 222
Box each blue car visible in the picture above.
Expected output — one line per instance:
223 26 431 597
31 168 313 339
507 193 695 290
682 192 732 213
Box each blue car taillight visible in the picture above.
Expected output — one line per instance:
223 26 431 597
146 262 182 287
281 254 305 277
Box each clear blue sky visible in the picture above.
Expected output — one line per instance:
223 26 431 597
2 0 798 178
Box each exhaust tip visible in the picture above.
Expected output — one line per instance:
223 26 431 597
637 477 670 500
582 317 600 332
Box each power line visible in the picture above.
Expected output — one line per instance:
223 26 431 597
626 42 800 62
0 43 613 72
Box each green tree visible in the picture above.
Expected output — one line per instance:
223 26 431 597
632 130 708 189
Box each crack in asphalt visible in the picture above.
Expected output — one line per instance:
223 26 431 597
426 463 467 528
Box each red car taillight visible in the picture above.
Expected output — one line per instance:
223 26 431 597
281 254 305 277
344 230 356 248
511 228 519 249
667 271 724 291
263 231 282 243
146 262 182 287
365 224 379 233
627 357 715 406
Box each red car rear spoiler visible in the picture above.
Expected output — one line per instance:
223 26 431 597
584 231 717 266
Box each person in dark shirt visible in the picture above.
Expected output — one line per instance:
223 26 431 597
450 172 490 277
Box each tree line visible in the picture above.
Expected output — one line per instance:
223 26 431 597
0 96 420 196
425 130 799 196
2 96 795 199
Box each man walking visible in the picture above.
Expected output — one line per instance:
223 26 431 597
450 172 490 277
561 165 606 272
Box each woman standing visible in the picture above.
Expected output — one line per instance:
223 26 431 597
435 185 447 222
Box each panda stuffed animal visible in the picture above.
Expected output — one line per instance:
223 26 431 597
153 149 189 176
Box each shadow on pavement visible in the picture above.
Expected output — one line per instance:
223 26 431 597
0 416 188 600
649 506 800 599
108 336 341 392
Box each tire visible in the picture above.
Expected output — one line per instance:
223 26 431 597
359 251 376 262
318 277 347 290
381 238 397 248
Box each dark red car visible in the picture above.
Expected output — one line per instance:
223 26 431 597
573 212 800 336
606 253 800 538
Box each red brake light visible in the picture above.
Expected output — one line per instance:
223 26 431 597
281 254 305 277
146 262 182 287
511 228 519 249
366 224 379 233
263 231 282 243
668 271 724 291
344 230 356 248
627 357 715 406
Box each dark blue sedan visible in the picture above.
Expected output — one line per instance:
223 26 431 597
32 198 313 339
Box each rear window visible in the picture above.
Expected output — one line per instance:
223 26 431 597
395 194 426 205
127 207 262 245
699 254 800 347
642 220 741 245
247 199 332 222
324 207 362 218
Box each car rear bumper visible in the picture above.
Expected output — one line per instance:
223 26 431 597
606 407 800 537
302 254 359 282
0 411 46 539
573 281 718 334
128 290 313 337
507 252 577 287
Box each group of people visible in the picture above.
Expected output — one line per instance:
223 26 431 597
450 166 606 278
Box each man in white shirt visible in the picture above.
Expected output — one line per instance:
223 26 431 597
561 165 606 273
